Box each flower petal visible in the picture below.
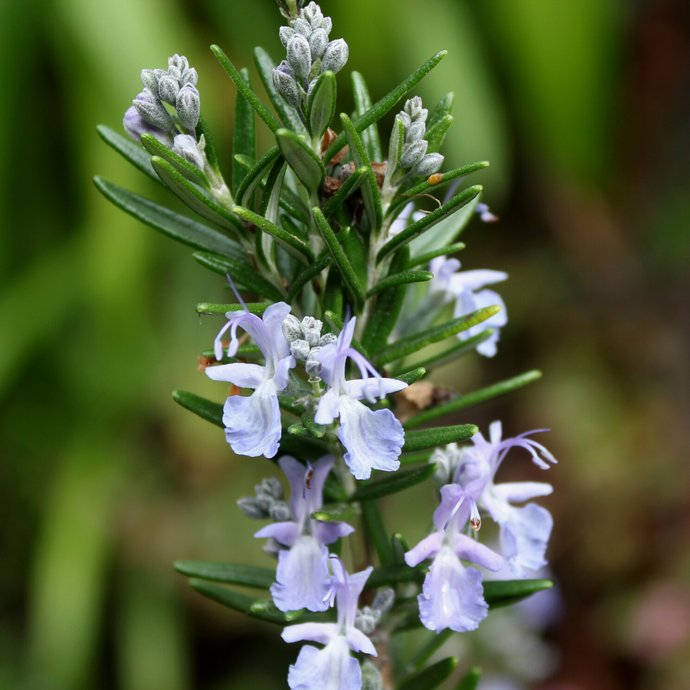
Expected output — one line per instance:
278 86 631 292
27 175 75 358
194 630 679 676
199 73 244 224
314 521 355 545
287 638 361 690
282 622 339 645
405 532 443 567
345 377 408 401
254 521 300 547
274 354 296 391
345 626 377 656
492 481 553 504
314 388 341 425
453 533 504 572
205 362 265 388
498 503 553 578
261 302 293 360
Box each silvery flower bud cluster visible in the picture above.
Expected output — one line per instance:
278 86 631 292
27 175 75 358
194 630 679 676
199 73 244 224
273 2 348 108
354 588 394 634
397 97 444 177
124 54 201 147
282 314 337 378
237 477 291 522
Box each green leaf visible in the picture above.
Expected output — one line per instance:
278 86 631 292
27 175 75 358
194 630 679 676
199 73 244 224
211 45 280 132
361 500 395 567
287 253 332 302
278 434 331 462
374 306 501 366
276 129 326 193
405 370 542 428
424 114 453 155
322 165 368 219
301 410 325 438
392 532 411 565
195 302 269 315
399 329 494 373
396 657 458 690
236 146 282 207
324 473 349 504
196 114 220 172
407 630 454 674
323 271 344 323
307 71 337 140
378 186 483 262
395 367 426 386
399 451 433 467
93 177 247 261
484 579 553 609
253 47 306 133
366 270 433 298
364 564 425 590
407 242 466 269
172 390 223 428
386 162 488 219
311 503 359 523
233 205 314 265
232 68 257 197
427 92 455 131
141 133 210 188
313 209 366 307
402 425 477 453
342 226 368 290
323 311 371 359
351 71 383 162
386 115 405 181
151 157 244 236
193 251 285 302
352 463 437 502
96 124 160 184
456 667 482 690
340 113 382 231
174 561 274 589
361 247 410 355
323 51 448 163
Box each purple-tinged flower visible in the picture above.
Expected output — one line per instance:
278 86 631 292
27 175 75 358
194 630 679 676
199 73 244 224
313 317 407 480
206 297 296 458
428 256 508 357
282 556 376 690
455 421 556 577
405 484 504 633
122 106 173 146
255 456 354 612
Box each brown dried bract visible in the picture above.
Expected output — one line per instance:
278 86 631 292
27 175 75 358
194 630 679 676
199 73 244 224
393 381 457 423
371 162 388 188
197 355 216 372
322 176 344 197
322 128 349 166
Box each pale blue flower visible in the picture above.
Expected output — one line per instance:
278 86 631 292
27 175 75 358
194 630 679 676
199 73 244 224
282 556 376 690
405 484 504 633
428 256 508 357
255 456 354 612
206 300 296 458
313 316 408 480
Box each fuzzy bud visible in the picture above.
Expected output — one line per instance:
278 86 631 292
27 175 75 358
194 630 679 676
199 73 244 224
293 17 312 37
140 69 159 94
181 67 198 87
305 352 323 378
123 106 173 145
372 588 395 614
318 333 337 346
273 62 302 107
287 33 312 80
260 477 284 500
361 663 383 690
269 500 291 522
173 134 205 169
400 139 428 169
167 54 189 80
414 153 444 177
290 339 311 360
237 497 269 520
321 38 348 74
354 606 380 635
280 26 295 47
309 28 329 59
158 74 180 105
281 314 303 342
404 96 425 121
406 121 426 143
176 83 200 131
133 89 175 131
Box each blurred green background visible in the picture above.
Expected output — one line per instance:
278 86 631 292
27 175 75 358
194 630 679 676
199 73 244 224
1 0 689 688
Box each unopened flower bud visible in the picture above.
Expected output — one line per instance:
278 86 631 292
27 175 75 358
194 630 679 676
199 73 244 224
318 333 337 346
322 16 332 34
140 69 159 94
282 314 303 342
181 67 198 86
414 153 444 177
400 139 428 169
123 106 173 145
303 2 319 23
133 89 175 131
321 38 348 74
280 26 295 47
301 316 318 331
405 96 424 121
176 83 200 131
158 74 180 105
305 354 323 378
372 588 395 614
273 62 301 107
291 339 311 360
293 17 312 37
304 329 320 348
168 53 189 80
308 28 329 59
406 121 426 143
354 606 380 634
173 134 205 169
237 497 269 519
269 500 291 522
399 112 411 130
361 663 383 690
287 33 312 80
261 477 284 500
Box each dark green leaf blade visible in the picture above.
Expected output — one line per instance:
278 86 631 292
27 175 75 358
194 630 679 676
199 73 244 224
424 114 453 155
367 270 433 298
276 129 326 193
96 124 160 183
232 68 257 196
351 71 383 162
427 92 455 131
399 329 493 373
236 145 282 208
395 367 426 386
405 370 542 428
352 464 437 502
141 133 210 187
396 657 459 690
484 579 554 609
307 70 337 140
364 564 425 590
407 242 466 270
322 165 368 219
361 500 395 567
287 253 332 302
172 390 223 428
196 302 269 315
457 667 482 690
93 177 247 261
402 425 477 453
174 561 275 589
311 504 359 523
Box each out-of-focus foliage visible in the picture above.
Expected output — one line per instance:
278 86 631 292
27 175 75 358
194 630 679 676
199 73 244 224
0 1 688 689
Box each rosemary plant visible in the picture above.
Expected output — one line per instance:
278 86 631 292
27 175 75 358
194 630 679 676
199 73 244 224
95 2 557 688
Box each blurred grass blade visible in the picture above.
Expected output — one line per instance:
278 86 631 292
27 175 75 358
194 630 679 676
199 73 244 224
96 125 160 184
378 185 483 262
352 464 437 502
151 157 244 235
395 367 426 386
407 242 466 269
407 630 454 674
322 165 368 219
236 146 281 207
193 251 285 301
456 667 482 690
141 133 210 187
287 253 332 302
485 579 553 608
311 504 359 523
405 370 542 428
340 113 382 231
323 50 448 163
424 114 453 154
361 500 395 567
174 562 274 589
276 128 326 193
351 71 383 162
196 302 269 315
254 47 306 133
364 564 425 590
314 209 366 307
374 306 501 366
402 425 477 453
399 329 493 373
367 270 433 298
94 177 247 261
172 390 223 428
427 92 455 131
397 657 458 690
232 68 257 196
307 71 337 140
211 45 280 132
